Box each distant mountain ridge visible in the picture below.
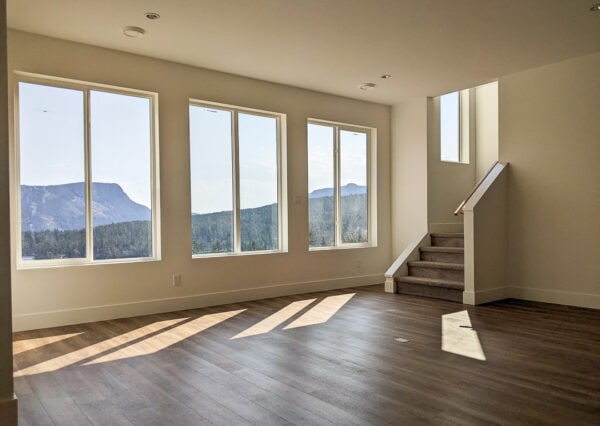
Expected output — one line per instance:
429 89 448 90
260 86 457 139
309 183 366 199
21 182 150 232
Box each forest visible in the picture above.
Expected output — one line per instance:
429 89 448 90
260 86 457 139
22 194 368 259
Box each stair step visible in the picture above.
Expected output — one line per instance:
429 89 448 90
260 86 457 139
408 261 464 281
419 246 464 264
396 276 464 290
430 233 464 248
430 233 464 238
396 276 463 302
407 261 464 270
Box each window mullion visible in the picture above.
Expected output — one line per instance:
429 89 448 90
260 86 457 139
232 111 241 253
334 126 341 247
83 89 93 261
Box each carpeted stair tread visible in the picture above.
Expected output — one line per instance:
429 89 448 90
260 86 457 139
407 260 464 270
396 276 464 290
419 246 464 253
430 233 464 238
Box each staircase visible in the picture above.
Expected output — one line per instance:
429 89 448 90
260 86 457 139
396 233 464 302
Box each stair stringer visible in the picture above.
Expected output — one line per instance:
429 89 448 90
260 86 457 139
384 233 430 293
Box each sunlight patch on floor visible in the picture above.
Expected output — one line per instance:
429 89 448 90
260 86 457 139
441 310 486 361
14 318 188 377
232 299 316 339
284 293 355 330
13 332 84 355
86 309 246 365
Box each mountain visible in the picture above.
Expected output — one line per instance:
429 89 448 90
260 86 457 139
21 182 151 232
309 183 366 199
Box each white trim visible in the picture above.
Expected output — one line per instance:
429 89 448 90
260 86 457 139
12 273 385 332
463 286 510 305
464 286 599 309
509 286 600 310
384 233 430 294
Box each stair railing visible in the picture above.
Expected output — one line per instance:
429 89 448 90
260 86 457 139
454 161 499 216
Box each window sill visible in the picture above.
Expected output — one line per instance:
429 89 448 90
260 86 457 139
309 243 375 252
16 256 161 270
192 249 287 259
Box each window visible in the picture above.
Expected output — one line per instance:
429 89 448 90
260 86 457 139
440 90 469 163
189 101 286 256
15 75 159 267
307 119 376 249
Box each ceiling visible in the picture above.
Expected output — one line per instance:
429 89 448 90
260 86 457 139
7 0 600 105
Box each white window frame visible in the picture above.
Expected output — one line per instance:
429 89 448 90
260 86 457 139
307 118 377 251
440 89 470 164
189 99 288 258
13 72 161 269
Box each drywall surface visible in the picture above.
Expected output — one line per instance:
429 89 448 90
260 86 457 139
499 51 600 308
0 2 16 421
8 30 391 330
390 99 428 257
427 96 476 225
463 164 508 305
475 82 498 180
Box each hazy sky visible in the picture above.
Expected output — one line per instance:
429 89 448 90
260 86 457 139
440 91 460 162
308 123 367 193
19 82 152 207
189 105 279 214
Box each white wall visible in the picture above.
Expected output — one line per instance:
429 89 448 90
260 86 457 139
475 82 498 180
499 51 600 309
390 98 428 257
427 96 476 226
8 30 392 330
0 1 17 423
463 163 508 305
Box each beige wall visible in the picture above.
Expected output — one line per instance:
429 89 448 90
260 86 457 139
499 51 600 308
475 82 498 180
0 1 17 423
427 96 476 226
390 99 428 257
463 164 508 305
8 30 392 330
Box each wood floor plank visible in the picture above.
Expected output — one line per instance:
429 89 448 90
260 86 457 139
13 285 600 425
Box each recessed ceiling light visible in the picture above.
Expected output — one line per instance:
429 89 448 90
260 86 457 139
381 74 392 79
123 26 146 38
359 83 376 91
145 12 161 20
591 3 600 11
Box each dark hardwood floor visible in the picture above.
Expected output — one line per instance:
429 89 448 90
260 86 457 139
12 286 600 425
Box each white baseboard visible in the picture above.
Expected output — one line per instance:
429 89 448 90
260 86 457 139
464 286 600 309
509 286 600 310
13 273 384 331
0 395 18 426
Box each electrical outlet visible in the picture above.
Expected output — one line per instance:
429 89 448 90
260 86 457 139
172 274 182 287
356 259 361 269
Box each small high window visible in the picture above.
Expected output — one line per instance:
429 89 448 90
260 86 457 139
189 101 286 256
15 75 160 267
440 89 470 164
440 91 460 162
307 119 376 249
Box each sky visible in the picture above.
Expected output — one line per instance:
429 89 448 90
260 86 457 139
189 105 278 214
308 123 367 193
440 91 460 162
19 82 152 208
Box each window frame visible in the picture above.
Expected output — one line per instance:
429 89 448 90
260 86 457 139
189 99 288 258
307 118 377 251
13 72 161 269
